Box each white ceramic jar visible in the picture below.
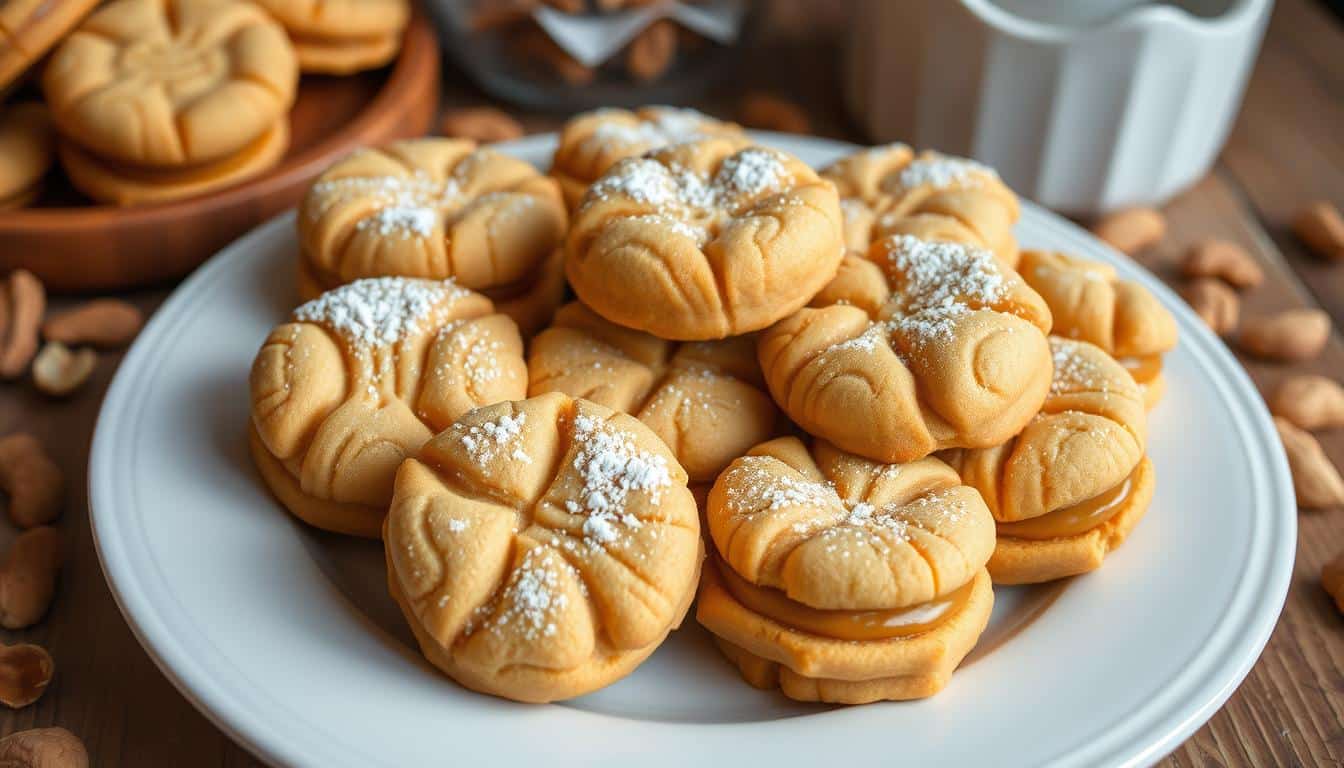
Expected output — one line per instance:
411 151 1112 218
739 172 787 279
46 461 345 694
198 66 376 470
845 0 1273 214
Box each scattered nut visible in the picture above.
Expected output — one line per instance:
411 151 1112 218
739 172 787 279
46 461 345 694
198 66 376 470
626 20 677 82
439 106 524 144
0 434 62 529
1090 207 1167 255
31 343 95 398
1238 308 1331 363
1293 201 1344 262
42 298 143 348
738 92 812 135
1180 278 1239 336
0 270 46 380
0 727 88 768
0 527 62 629
1181 239 1263 289
0 644 53 708
1323 549 1344 614
1275 417 1344 509
1270 375 1344 431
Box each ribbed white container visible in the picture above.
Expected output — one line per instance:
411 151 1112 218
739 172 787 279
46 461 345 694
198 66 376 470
846 0 1272 214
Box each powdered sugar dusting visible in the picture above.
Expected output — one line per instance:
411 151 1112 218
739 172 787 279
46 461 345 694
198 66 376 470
583 147 789 215
564 413 671 547
492 547 567 640
293 277 463 349
883 235 1008 349
308 167 462 239
460 411 530 466
895 154 997 192
1050 337 1111 396
587 107 718 152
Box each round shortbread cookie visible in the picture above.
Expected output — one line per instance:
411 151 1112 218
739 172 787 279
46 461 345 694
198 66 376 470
298 138 568 297
58 119 288 206
760 235 1053 464
528 301 779 483
566 138 845 340
384 393 702 703
43 0 297 168
551 106 744 210
248 276 527 537
822 144 1021 267
0 103 54 209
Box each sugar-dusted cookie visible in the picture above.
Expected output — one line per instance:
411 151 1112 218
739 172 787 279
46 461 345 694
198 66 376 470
251 0 409 74
551 106 743 210
490 248 568 338
1019 250 1177 409
567 139 845 341
249 277 527 538
297 139 568 333
943 337 1153 584
528 301 779 483
384 392 702 703
0 104 54 209
58 120 288 206
696 436 995 703
43 0 297 168
822 144 1021 267
760 235 1052 464
0 0 98 91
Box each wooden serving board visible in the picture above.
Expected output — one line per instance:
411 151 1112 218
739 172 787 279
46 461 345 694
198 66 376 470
0 12 441 293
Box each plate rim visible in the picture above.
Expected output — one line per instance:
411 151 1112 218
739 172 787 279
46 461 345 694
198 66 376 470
88 132 1296 768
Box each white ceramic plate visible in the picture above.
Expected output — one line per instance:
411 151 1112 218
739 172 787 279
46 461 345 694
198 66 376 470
90 134 1295 768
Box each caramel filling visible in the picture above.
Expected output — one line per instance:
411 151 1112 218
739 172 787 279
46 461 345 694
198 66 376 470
1119 354 1162 384
996 471 1135 540
717 559 973 641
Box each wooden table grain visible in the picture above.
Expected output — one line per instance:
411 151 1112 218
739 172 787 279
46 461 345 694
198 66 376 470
1 0 1341 764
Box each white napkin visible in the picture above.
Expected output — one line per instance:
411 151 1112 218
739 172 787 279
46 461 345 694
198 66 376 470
533 0 746 68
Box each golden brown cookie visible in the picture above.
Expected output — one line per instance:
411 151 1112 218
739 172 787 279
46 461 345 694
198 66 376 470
251 0 408 74
528 301 779 483
58 119 288 206
43 0 297 168
0 104 54 209
249 277 527 538
760 235 1053 464
0 0 99 92
567 139 845 340
490 248 568 338
384 392 702 703
822 144 1021 268
298 139 568 311
943 337 1152 584
696 436 995 703
551 106 744 210
1019 250 1177 409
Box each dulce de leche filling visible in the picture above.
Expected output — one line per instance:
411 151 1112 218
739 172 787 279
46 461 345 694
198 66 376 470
1119 354 1162 384
717 559 973 641
996 469 1136 541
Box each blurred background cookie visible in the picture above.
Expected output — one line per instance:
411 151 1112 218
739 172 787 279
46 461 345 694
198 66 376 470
0 0 98 94
252 0 410 74
0 103 54 209
43 0 297 168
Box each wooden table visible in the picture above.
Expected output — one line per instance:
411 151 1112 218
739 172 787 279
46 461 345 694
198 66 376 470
1 0 1341 764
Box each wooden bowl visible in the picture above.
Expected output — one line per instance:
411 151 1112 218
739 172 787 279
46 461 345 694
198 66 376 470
0 12 441 293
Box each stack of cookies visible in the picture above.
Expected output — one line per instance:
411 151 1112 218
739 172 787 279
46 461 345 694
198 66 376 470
245 106 1178 706
0 0 410 209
